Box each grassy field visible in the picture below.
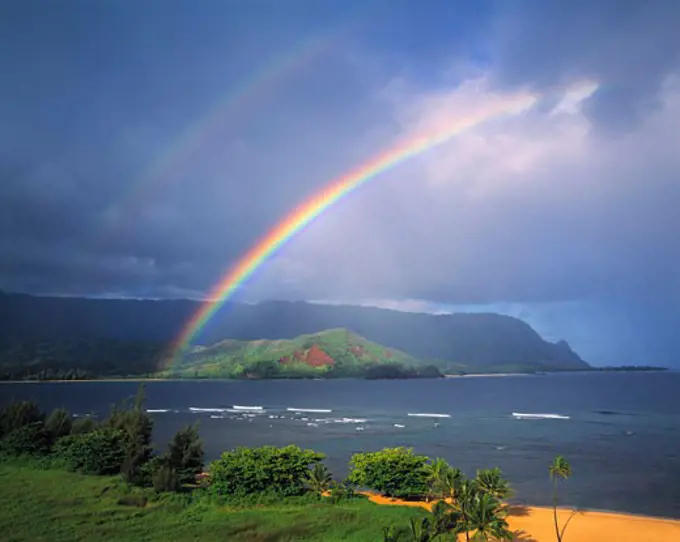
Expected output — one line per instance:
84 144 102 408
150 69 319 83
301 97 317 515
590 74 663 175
0 461 425 542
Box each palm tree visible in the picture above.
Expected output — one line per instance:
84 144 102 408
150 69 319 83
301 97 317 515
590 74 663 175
382 526 401 542
424 457 451 501
440 466 463 502
408 517 440 542
475 467 512 500
424 458 463 504
431 500 463 536
465 493 513 541
305 463 332 497
455 479 480 542
549 456 572 542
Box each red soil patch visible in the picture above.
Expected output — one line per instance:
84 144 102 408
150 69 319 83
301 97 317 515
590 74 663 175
279 344 335 367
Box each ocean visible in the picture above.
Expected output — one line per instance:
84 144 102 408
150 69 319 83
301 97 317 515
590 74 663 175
1 371 679 518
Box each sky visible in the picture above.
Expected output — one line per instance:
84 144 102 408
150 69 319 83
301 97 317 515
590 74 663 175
1 0 680 366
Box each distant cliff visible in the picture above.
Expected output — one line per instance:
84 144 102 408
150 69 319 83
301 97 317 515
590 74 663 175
0 291 589 377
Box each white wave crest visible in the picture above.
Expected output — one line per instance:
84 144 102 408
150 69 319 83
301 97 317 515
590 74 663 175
407 413 451 418
512 412 570 420
232 405 264 411
146 409 169 413
286 408 332 413
189 407 227 413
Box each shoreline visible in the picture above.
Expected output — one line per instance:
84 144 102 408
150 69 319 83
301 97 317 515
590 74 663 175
360 492 680 541
444 372 537 378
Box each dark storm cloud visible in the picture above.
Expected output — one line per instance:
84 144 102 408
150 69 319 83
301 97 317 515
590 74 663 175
489 0 680 129
2 0 680 365
0 1 394 296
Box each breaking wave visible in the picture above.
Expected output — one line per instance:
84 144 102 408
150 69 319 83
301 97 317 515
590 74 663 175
286 408 332 413
407 413 451 418
512 412 570 420
189 407 228 413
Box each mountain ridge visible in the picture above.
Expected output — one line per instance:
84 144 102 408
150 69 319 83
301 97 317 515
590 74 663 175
0 291 589 375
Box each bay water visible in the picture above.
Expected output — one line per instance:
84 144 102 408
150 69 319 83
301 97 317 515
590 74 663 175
2 371 679 518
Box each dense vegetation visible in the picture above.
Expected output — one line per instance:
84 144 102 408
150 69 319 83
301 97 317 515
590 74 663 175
0 329 443 381
163 329 442 380
0 387 572 541
0 291 589 378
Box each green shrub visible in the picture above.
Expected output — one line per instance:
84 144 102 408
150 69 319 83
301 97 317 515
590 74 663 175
209 445 325 497
165 423 204 485
104 385 154 484
0 400 44 438
0 422 50 457
152 464 180 493
328 480 357 504
71 416 98 434
348 447 430 498
54 428 127 475
45 408 72 442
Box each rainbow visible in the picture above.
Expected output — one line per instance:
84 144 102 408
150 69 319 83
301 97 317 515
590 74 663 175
169 90 539 359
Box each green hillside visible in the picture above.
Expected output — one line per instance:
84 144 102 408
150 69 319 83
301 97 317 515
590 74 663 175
162 328 436 379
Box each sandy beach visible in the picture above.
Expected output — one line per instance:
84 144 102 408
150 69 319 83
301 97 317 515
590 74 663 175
363 493 680 541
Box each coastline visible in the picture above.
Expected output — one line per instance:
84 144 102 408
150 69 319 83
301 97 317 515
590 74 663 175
444 372 538 378
361 492 680 541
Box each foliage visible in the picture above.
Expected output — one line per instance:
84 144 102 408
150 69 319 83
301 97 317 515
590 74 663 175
464 492 513 541
305 462 333 496
348 447 430 498
105 385 154 483
549 455 572 542
424 457 462 501
152 464 180 493
45 408 73 442
71 416 99 434
0 400 44 438
327 480 357 504
364 363 443 380
209 445 325 497
475 467 511 500
164 328 426 380
0 421 51 457
53 428 128 475
165 422 204 485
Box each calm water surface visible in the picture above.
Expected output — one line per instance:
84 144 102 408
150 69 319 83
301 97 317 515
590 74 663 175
2 372 679 518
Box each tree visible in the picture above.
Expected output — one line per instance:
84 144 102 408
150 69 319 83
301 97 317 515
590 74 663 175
45 408 73 443
465 492 513 541
549 456 572 542
424 457 450 501
348 447 430 498
54 429 127 475
166 423 204 485
475 467 511 500
408 517 439 542
424 458 463 502
105 385 154 484
0 400 44 438
455 479 480 542
431 500 463 536
152 463 180 493
209 445 325 497
305 462 332 496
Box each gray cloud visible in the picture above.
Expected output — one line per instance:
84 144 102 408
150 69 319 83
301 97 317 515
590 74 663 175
2 1 680 364
489 0 680 129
